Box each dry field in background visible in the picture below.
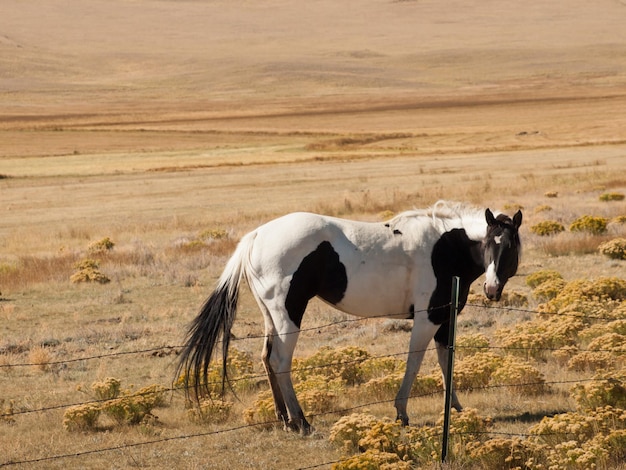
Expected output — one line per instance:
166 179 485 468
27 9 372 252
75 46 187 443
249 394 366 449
2 0 626 468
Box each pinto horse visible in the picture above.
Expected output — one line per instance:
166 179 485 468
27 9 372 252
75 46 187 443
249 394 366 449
177 201 522 434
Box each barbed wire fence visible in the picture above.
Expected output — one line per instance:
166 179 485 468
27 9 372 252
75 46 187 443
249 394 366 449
1 288 624 468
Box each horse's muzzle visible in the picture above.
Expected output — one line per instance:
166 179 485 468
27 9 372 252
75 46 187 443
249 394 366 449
484 281 502 301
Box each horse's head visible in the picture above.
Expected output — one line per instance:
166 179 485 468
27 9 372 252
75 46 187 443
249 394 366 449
482 208 522 301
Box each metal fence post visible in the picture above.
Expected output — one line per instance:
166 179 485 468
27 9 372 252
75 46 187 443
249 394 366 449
441 276 460 463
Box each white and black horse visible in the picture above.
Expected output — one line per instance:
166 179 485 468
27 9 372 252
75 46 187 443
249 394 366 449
177 201 522 434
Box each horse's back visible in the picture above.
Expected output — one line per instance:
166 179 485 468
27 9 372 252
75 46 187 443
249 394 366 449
248 212 435 318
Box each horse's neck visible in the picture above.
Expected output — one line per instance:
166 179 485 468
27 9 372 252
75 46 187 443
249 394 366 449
431 228 485 296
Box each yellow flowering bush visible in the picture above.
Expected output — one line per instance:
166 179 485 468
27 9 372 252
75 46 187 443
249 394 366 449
598 238 626 260
490 357 549 396
330 409 492 467
87 237 115 254
599 192 625 202
91 377 122 400
174 347 256 398
537 277 626 317
567 351 616 372
359 356 405 381
70 258 110 284
532 278 567 302
243 374 344 428
529 406 626 447
456 333 490 359
569 215 609 235
530 220 565 236
526 269 563 289
329 412 381 453
361 372 440 401
495 315 583 360
63 403 102 432
466 437 532 469
187 398 233 424
242 390 276 429
571 374 626 410
332 449 411 470
64 379 167 431
454 352 504 391
292 346 370 385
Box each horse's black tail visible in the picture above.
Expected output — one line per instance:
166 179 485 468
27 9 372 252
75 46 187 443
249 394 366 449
175 231 255 402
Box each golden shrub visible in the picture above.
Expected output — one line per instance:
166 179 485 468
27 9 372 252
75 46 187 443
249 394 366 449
537 277 626 317
466 437 530 469
243 374 344 428
571 374 626 410
567 351 616 372
292 346 370 385
242 390 276 429
63 403 101 431
361 372 440 401
580 319 626 344
438 407 492 439
65 379 167 431
456 333 490 359
87 237 115 254
490 357 549 396
569 215 608 235
91 377 121 400
187 398 233 424
499 290 529 307
526 270 563 289
545 437 609 470
359 356 405 381
295 375 344 414
357 420 411 460
332 449 411 470
175 347 256 398
329 412 380 453
70 258 110 284
495 315 583 361
454 352 504 391
529 220 565 236
598 238 626 260
599 192 625 202
529 406 626 447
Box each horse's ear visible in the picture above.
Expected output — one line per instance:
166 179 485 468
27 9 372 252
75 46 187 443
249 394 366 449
513 210 523 229
485 208 497 226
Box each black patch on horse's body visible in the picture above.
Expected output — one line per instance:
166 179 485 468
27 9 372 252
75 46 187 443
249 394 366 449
286 241 347 328
427 229 484 326
393 229 402 235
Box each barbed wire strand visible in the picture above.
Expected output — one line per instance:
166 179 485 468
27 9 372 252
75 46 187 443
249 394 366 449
4 300 625 369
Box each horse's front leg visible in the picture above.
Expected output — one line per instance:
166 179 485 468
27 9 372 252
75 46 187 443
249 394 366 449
434 323 462 411
395 316 439 426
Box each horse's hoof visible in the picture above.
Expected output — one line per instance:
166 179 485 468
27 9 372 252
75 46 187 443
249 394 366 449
396 414 409 427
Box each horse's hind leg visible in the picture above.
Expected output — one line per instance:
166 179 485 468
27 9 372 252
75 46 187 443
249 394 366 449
256 296 310 434
269 326 312 434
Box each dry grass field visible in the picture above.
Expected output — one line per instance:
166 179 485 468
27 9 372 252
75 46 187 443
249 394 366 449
2 0 626 468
